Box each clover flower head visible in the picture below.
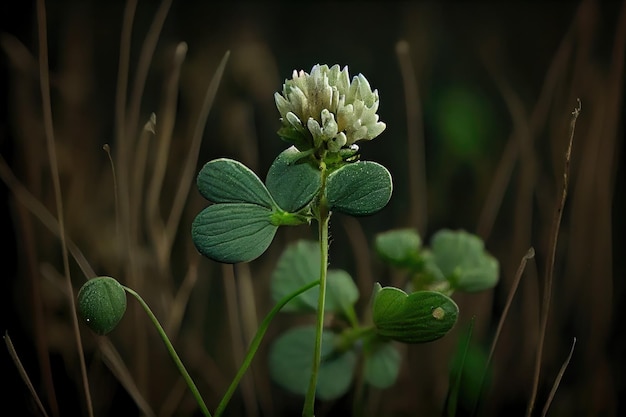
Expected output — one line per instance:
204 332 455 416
275 64 386 154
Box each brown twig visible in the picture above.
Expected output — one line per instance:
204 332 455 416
146 42 188 272
471 247 535 417
0 156 96 278
36 1 94 416
395 40 428 233
4 332 51 417
526 99 581 417
541 337 577 417
488 247 535 367
222 265 259 417
110 0 137 275
97 338 156 417
476 3 579 240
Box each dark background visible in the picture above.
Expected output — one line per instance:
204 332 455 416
1 1 624 416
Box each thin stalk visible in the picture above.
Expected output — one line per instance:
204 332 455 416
396 40 427 233
303 162 331 417
471 247 535 417
214 279 320 417
4 332 50 417
525 99 580 417
541 337 576 417
36 2 92 416
122 286 212 417
221 265 257 417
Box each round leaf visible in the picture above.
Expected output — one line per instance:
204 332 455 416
192 203 277 263
430 229 499 292
326 161 392 216
372 286 459 343
326 269 359 318
271 240 319 312
412 250 449 293
269 325 356 400
266 146 321 212
375 228 422 268
196 158 275 208
77 276 127 335
271 240 358 314
364 342 401 389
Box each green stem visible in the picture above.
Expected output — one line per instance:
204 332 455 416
214 279 320 417
303 162 331 417
123 286 212 417
337 326 377 352
343 304 360 329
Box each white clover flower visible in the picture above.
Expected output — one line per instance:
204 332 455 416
275 64 386 154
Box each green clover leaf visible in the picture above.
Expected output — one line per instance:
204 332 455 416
326 161 392 216
192 203 277 264
269 325 357 400
429 229 499 292
196 158 276 207
374 228 422 269
271 240 358 315
193 157 312 264
372 284 459 343
266 146 321 212
364 341 401 389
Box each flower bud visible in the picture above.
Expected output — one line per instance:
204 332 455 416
77 276 127 335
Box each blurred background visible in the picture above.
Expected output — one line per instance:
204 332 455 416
1 0 624 416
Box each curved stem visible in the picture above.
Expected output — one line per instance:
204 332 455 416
303 162 331 417
214 279 320 417
123 286 212 417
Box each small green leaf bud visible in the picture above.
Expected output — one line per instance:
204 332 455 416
77 276 127 335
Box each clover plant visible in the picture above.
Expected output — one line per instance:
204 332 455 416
76 64 500 417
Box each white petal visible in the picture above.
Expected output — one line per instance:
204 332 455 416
356 74 373 101
321 109 338 138
366 121 386 139
274 93 291 118
327 132 347 152
286 112 303 129
337 66 350 94
307 117 324 148
289 86 308 118
307 117 323 136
